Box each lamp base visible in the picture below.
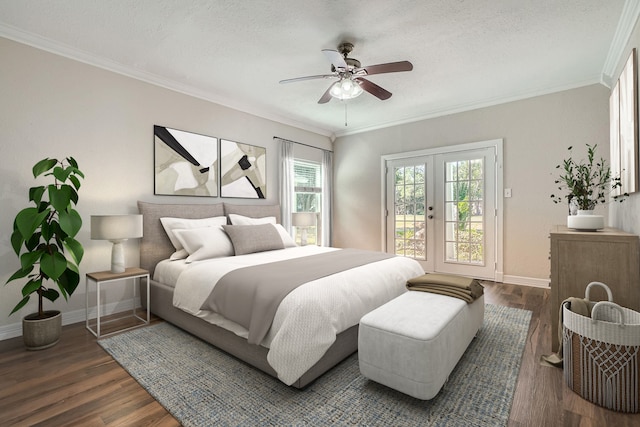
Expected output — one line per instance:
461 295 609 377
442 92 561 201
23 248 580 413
110 240 126 273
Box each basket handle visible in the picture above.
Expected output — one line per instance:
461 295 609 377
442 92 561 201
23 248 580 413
584 281 613 302
591 301 626 326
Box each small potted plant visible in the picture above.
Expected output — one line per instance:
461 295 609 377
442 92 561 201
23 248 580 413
550 144 624 230
6 157 84 349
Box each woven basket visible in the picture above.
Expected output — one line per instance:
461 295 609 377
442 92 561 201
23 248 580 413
563 282 640 413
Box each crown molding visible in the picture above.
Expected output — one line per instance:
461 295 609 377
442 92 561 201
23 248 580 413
601 0 640 85
334 76 603 138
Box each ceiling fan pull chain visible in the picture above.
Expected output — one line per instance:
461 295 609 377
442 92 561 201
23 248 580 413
344 101 348 126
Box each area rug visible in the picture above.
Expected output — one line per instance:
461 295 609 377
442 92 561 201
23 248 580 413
99 304 532 426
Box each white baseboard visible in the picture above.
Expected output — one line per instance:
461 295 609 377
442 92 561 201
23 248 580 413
0 298 139 342
501 275 550 288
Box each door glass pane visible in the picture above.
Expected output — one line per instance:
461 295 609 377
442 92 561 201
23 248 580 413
470 159 483 179
415 164 425 183
446 162 457 181
415 186 425 215
393 165 426 260
443 159 484 265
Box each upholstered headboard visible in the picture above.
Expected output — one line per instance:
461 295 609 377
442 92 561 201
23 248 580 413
137 201 281 275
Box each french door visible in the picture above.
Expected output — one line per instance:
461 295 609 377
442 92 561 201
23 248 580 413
385 145 499 280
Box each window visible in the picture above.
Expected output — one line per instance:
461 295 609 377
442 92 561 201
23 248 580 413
294 160 321 245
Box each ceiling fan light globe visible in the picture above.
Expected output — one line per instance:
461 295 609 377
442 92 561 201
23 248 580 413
329 78 363 100
351 82 363 97
330 83 342 97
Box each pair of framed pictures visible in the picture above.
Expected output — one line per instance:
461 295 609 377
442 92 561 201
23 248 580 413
154 125 266 199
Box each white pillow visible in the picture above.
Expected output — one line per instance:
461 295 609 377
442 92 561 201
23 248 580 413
228 213 276 226
172 226 234 263
273 224 297 248
160 216 227 260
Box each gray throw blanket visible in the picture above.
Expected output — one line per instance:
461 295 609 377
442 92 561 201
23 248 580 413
200 249 394 345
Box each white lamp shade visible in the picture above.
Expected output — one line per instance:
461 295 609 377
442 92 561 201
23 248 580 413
91 214 143 273
292 212 316 227
91 215 143 241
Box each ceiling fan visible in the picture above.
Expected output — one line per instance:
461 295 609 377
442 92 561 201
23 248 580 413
279 42 413 104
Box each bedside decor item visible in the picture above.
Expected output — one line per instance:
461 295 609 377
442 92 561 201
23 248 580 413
550 144 624 230
292 212 316 245
6 157 84 350
91 214 143 273
154 125 218 197
220 139 267 199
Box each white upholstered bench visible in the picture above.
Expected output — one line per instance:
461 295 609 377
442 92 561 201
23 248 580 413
358 290 485 400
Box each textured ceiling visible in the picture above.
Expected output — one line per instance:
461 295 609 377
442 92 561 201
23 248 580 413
0 0 631 137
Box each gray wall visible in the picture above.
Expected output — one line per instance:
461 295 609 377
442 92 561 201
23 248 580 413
0 37 330 334
333 84 610 283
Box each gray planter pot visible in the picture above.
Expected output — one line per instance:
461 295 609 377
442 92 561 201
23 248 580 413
22 310 62 350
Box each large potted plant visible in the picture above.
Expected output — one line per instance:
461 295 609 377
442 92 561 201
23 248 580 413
6 157 84 350
550 144 624 230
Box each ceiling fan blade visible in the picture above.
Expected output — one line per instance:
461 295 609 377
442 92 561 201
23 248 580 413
279 74 336 84
322 49 348 70
357 77 392 100
317 83 334 104
358 61 413 76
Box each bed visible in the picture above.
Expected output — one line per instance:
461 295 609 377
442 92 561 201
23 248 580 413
137 201 424 388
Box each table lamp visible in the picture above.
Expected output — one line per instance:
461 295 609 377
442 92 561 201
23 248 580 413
91 214 143 273
292 212 316 246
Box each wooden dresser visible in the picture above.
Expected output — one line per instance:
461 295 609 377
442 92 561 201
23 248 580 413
549 225 640 352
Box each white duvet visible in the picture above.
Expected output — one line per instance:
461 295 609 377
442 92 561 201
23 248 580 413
158 246 424 385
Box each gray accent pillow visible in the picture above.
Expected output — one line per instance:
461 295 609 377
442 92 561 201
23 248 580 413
222 224 285 255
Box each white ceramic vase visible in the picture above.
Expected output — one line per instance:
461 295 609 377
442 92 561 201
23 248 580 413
567 210 604 231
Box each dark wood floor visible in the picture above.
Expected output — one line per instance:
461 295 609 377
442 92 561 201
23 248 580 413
0 283 637 426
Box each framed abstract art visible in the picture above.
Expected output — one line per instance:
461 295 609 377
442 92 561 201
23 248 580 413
220 139 267 199
154 125 218 197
